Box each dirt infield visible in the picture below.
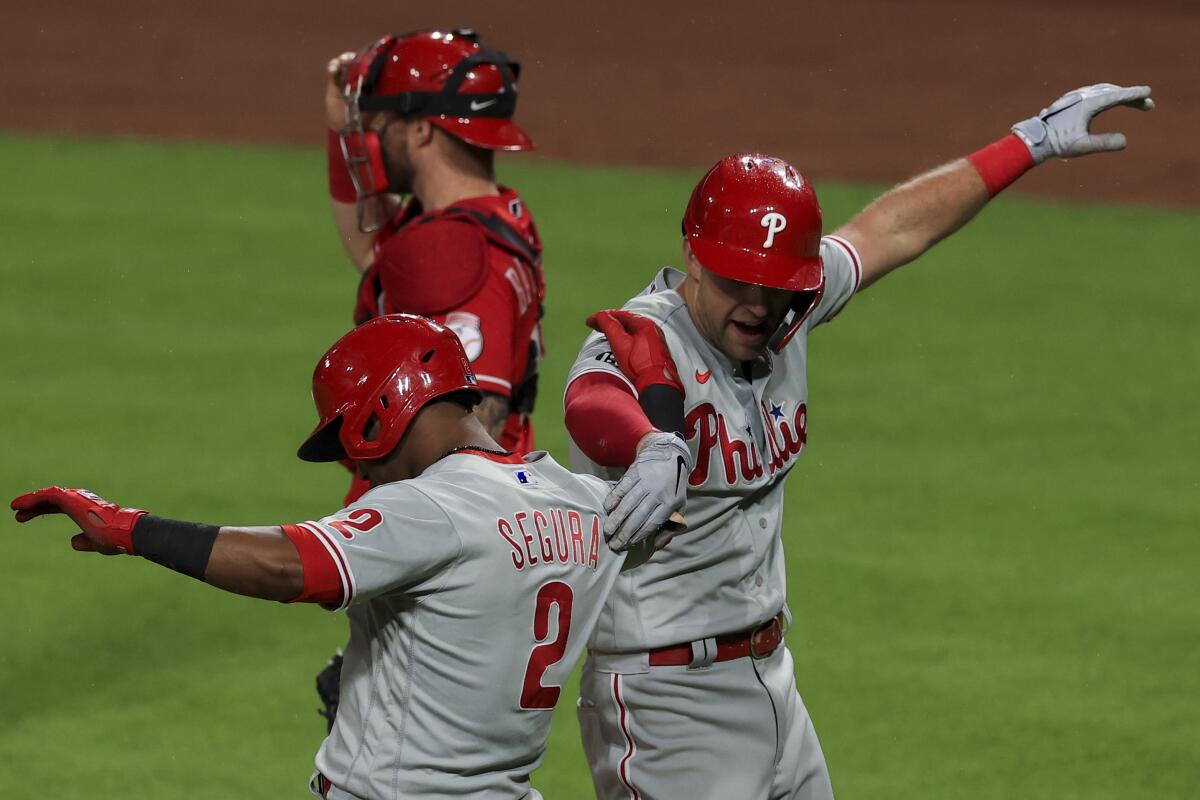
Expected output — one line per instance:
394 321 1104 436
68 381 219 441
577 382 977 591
5 0 1196 206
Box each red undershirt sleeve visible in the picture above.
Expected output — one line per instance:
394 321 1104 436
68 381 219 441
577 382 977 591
280 524 344 606
564 372 656 468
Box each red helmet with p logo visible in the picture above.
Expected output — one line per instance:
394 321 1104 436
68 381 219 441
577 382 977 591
682 154 823 291
682 154 826 351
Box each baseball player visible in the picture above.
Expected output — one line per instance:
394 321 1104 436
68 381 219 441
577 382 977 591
562 83 1154 799
325 29 545 500
11 314 649 800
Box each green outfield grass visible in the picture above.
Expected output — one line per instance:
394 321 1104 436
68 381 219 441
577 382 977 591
1 132 1197 798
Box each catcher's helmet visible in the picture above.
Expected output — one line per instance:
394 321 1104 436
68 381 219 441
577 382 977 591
348 29 533 151
298 314 481 463
337 29 532 232
682 154 826 352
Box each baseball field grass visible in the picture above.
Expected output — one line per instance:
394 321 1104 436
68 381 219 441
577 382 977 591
1 132 1197 799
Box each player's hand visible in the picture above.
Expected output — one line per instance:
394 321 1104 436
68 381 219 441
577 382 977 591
586 310 684 395
1012 83 1154 164
603 432 692 551
325 51 358 131
10 486 146 555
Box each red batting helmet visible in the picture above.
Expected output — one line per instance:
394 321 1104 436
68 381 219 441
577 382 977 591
682 154 826 351
297 314 481 463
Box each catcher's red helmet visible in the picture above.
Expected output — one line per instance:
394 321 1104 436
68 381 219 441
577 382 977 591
348 29 533 152
298 314 481 463
682 154 826 351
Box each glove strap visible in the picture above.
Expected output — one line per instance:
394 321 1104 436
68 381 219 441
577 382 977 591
98 507 146 554
966 133 1036 198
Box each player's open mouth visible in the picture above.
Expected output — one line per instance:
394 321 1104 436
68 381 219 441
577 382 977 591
731 320 769 338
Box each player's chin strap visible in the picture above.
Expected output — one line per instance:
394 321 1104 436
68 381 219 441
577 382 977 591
767 288 822 353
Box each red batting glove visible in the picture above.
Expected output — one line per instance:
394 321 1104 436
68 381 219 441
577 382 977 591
586 310 684 395
10 486 146 555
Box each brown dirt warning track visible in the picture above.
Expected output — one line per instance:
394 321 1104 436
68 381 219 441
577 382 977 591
3 0 1197 206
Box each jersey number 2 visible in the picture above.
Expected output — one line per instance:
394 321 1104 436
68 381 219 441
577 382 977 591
328 508 383 540
520 581 574 709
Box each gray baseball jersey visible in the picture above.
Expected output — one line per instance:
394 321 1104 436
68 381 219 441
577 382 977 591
566 235 862 652
299 450 625 799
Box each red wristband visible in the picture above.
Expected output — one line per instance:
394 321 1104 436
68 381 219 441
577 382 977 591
327 129 357 203
966 134 1035 198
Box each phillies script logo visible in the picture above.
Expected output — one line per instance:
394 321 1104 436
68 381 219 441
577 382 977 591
684 399 807 485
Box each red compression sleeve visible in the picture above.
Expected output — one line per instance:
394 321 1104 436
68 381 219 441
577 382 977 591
281 524 344 605
327 129 357 203
966 133 1035 198
564 372 656 468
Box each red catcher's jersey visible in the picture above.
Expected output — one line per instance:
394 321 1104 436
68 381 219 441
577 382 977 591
353 188 545 453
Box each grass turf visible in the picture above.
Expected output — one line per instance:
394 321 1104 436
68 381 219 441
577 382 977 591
1 133 1197 798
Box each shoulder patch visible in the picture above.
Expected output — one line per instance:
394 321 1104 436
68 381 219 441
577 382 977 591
443 311 484 362
375 218 490 315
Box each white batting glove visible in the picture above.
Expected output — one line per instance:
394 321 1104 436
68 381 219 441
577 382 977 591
1012 83 1154 164
603 432 691 552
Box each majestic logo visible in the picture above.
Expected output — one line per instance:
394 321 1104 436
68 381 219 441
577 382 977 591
685 398 807 486
760 212 787 249
695 369 712 384
470 99 499 111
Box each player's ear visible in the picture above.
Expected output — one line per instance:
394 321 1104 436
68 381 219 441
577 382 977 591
410 118 436 148
682 239 702 280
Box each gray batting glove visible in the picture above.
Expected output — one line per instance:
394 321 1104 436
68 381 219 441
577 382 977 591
1012 83 1154 164
603 432 692 551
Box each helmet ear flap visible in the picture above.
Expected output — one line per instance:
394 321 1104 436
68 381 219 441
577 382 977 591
768 287 824 354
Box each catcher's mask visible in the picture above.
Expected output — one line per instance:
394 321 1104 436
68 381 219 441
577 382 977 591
338 29 533 232
682 154 826 353
298 314 481 463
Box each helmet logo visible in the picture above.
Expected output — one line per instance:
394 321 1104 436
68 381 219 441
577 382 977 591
760 212 788 249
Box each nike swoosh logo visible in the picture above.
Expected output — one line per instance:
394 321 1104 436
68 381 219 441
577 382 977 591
675 456 686 493
695 369 712 384
469 99 498 111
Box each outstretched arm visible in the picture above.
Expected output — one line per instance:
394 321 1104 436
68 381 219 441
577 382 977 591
837 83 1154 289
11 487 305 602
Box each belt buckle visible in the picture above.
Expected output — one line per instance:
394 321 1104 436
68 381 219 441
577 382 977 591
749 618 781 660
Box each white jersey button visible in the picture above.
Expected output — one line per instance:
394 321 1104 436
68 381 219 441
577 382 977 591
759 518 768 529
